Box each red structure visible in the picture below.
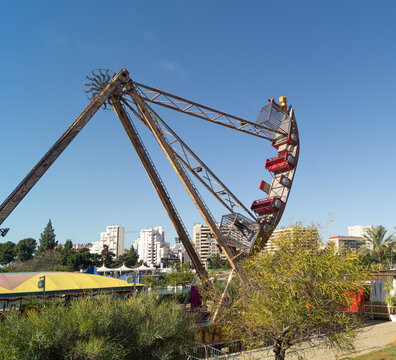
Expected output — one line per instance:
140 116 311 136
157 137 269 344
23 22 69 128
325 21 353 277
265 152 295 174
345 291 365 313
251 197 282 215
259 180 270 193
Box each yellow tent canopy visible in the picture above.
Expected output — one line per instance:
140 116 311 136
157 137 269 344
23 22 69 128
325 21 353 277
0 272 144 298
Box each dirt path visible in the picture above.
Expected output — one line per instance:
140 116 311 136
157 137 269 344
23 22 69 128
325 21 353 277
238 320 396 360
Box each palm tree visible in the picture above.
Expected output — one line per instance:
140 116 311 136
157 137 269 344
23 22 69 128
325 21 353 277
363 225 394 263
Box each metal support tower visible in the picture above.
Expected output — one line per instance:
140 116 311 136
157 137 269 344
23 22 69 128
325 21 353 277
111 93 210 284
0 67 300 287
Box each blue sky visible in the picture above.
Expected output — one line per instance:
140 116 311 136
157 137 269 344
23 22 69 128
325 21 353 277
1 1 395 248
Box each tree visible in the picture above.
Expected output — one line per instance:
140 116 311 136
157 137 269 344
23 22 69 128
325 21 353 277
63 239 73 254
101 245 115 267
0 242 16 266
113 247 139 268
363 225 394 263
16 238 37 261
125 246 139 266
207 253 229 269
60 239 75 265
164 262 194 286
6 250 65 272
383 241 396 267
37 220 58 254
66 252 100 271
208 226 370 360
33 250 64 271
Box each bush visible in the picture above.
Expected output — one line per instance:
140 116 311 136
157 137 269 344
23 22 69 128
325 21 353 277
0 293 195 360
6 250 64 272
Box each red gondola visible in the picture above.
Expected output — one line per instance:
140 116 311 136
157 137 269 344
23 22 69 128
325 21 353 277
251 197 283 215
265 152 295 174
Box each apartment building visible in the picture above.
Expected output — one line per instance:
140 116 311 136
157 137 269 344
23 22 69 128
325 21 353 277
348 225 373 250
133 226 171 267
265 226 320 252
192 223 224 266
327 235 365 253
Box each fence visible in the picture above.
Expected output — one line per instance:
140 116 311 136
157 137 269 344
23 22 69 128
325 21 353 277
187 342 242 359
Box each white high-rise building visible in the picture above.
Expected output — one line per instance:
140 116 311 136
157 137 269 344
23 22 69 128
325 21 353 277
327 235 365 253
348 225 373 250
90 242 100 254
74 226 125 257
348 225 372 237
265 226 320 252
171 243 189 263
98 225 125 257
192 223 224 266
133 226 170 267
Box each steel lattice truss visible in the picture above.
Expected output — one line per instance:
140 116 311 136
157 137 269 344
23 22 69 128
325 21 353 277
0 68 300 284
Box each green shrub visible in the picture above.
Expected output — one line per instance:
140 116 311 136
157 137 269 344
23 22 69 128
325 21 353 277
385 294 396 307
0 293 194 360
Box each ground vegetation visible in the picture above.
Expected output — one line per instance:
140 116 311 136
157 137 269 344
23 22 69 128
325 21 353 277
0 293 194 360
207 253 230 269
140 262 194 287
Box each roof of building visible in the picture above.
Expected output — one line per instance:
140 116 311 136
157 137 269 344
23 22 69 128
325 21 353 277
0 272 143 298
328 235 365 240
135 264 156 271
96 264 113 272
118 263 135 272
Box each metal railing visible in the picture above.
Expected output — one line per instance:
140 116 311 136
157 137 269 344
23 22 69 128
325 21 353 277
187 342 242 359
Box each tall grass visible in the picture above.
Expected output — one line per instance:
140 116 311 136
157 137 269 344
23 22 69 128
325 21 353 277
0 293 195 360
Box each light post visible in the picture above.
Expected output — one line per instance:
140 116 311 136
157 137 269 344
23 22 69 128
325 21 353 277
38 275 46 299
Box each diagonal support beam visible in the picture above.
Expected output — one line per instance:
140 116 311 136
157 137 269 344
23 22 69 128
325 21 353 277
111 95 210 285
125 81 249 284
0 69 129 226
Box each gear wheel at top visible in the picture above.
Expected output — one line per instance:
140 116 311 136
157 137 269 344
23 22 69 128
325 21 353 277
83 69 115 110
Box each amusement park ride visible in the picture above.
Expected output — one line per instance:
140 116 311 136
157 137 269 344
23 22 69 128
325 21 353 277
0 68 299 285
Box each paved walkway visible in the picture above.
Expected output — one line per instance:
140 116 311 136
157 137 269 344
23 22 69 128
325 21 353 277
237 320 396 359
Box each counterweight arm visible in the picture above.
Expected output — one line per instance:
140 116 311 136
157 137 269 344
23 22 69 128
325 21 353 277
131 82 286 141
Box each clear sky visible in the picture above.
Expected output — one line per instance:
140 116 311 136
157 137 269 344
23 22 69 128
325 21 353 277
1 0 395 248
